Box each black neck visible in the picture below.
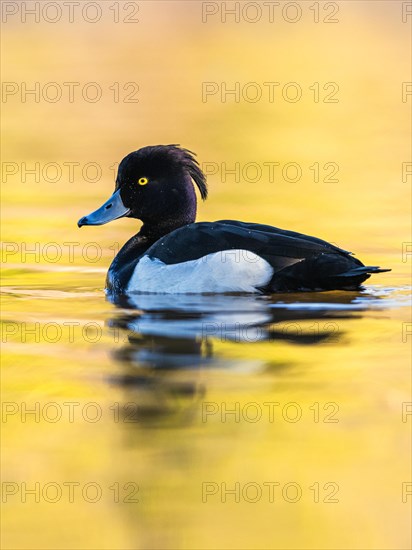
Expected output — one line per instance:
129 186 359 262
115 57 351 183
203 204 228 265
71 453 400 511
138 215 192 241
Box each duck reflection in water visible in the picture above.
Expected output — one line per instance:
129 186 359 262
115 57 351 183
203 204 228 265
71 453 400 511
105 292 369 426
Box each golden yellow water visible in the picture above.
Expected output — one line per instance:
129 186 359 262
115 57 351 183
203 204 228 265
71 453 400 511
1 2 411 549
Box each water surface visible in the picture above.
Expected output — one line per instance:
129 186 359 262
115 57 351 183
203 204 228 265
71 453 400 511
2 262 411 549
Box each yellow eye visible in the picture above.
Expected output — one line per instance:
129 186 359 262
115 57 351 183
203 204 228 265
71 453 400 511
138 177 149 186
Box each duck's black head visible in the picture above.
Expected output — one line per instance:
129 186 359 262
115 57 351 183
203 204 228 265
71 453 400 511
78 145 207 237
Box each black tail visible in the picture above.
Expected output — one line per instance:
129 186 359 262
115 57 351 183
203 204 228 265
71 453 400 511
326 265 391 290
335 266 391 278
266 257 391 292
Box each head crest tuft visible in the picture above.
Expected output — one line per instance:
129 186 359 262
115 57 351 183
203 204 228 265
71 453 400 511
165 144 208 201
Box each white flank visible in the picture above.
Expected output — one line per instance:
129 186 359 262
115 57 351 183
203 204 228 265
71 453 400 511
127 250 274 294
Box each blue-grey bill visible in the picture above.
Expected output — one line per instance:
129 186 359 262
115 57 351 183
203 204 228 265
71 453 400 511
77 189 130 227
